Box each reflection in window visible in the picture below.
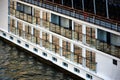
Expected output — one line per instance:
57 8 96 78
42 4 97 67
42 32 50 49
74 45 82 64
86 27 95 46
24 5 32 15
34 8 40 25
17 3 24 12
62 40 71 59
74 22 82 41
42 11 50 21
10 18 15 34
33 28 40 44
17 21 23 36
60 17 72 30
52 36 60 54
86 50 96 71
25 25 32 41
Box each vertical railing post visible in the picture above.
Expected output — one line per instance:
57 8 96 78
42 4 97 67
71 0 74 9
72 20 74 39
70 43 74 61
61 0 63 5
106 0 109 19
93 0 96 15
82 0 84 11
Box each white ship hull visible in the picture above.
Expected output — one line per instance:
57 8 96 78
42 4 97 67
0 0 120 80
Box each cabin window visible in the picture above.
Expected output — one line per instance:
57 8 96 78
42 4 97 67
52 57 57 62
43 52 47 57
17 40 21 44
25 44 29 48
74 68 80 73
113 59 117 65
34 48 38 52
86 74 92 79
10 36 13 40
63 62 68 67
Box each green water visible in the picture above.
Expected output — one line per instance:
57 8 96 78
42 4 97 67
0 40 74 80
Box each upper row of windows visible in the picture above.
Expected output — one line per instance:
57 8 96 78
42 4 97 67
16 2 72 30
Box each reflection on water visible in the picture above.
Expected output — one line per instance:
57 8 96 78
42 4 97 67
0 40 74 80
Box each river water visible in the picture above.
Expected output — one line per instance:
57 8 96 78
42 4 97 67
0 39 75 80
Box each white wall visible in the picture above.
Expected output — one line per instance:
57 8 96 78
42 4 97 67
0 0 8 31
96 53 120 80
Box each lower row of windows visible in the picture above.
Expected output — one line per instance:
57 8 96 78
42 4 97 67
2 32 93 79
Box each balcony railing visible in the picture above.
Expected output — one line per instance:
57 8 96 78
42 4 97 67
20 0 120 32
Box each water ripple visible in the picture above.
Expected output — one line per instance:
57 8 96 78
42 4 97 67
0 40 74 80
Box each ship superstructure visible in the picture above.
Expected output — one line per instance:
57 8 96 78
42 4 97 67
0 0 120 80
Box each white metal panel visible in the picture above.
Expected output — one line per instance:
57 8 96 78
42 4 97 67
0 0 8 31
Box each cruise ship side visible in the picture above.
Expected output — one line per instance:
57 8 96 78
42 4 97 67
0 0 120 80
